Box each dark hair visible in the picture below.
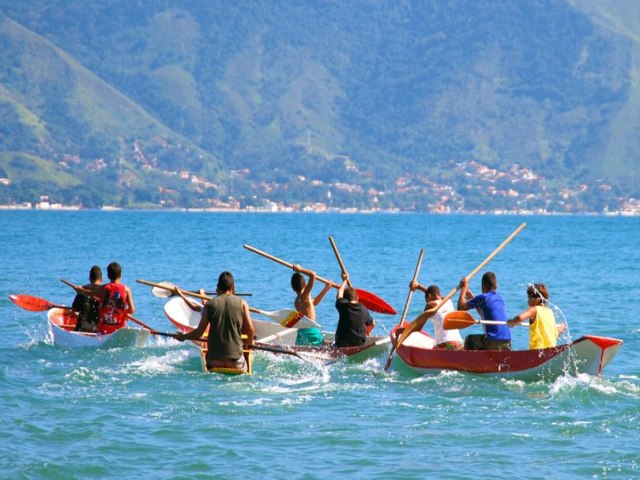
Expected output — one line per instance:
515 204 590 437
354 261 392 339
217 271 235 292
481 272 497 291
107 262 122 281
89 265 102 283
527 283 549 305
291 272 305 293
425 285 441 298
344 287 357 302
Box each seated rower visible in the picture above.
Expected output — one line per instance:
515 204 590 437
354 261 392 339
507 283 566 349
290 264 331 346
333 273 374 348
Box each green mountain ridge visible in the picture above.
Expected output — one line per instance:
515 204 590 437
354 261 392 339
0 1 638 211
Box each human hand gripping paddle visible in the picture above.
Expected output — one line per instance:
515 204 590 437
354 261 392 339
136 279 320 329
243 244 397 315
383 222 526 371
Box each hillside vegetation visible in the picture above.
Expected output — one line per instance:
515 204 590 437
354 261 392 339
0 1 638 211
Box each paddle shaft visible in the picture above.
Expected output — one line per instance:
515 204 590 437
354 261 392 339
397 248 425 327
243 244 338 287
136 279 250 296
328 236 352 288
385 223 526 370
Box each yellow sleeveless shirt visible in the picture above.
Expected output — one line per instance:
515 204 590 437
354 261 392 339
530 305 557 349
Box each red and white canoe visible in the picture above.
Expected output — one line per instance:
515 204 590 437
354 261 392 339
390 326 622 380
47 308 150 348
163 297 391 362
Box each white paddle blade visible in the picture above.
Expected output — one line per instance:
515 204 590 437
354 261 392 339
151 282 177 298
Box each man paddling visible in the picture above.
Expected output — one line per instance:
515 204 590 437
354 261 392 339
334 273 374 348
457 272 511 351
71 265 102 333
290 264 331 346
175 271 255 372
71 262 136 334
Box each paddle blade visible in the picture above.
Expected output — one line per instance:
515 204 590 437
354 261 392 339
9 294 56 312
356 288 396 315
443 311 477 330
151 282 177 298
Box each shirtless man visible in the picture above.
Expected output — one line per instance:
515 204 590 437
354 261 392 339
291 264 331 345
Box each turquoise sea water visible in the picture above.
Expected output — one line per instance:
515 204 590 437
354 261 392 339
1 211 639 479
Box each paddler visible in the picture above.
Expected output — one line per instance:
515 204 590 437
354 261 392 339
71 262 136 334
409 281 463 350
290 264 331 346
457 272 511 351
175 271 255 373
507 283 566 349
71 265 102 333
333 273 374 348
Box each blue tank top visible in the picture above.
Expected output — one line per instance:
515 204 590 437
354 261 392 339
467 291 510 341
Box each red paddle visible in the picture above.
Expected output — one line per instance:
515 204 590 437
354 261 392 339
244 244 397 315
9 294 69 312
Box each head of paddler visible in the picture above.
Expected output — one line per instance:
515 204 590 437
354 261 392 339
481 271 497 293
344 287 358 303
216 271 235 295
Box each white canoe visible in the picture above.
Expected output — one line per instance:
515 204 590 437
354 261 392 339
47 308 150 348
163 296 391 361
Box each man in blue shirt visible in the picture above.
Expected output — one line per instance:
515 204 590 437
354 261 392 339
457 272 511 351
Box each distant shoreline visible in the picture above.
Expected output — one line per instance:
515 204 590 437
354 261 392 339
0 204 638 216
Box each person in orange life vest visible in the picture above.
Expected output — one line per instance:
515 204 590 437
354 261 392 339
94 262 135 334
507 283 566 349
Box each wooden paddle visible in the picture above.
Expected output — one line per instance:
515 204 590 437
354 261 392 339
8 293 70 311
152 330 329 361
383 222 526 371
396 248 425 328
443 310 527 330
244 244 397 315
137 278 320 328
136 279 250 297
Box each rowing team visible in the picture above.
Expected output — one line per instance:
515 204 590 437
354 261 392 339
69 263 375 373
408 271 566 352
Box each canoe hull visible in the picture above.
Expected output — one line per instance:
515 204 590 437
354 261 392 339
391 327 622 381
48 308 150 348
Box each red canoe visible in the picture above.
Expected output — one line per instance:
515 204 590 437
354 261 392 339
390 326 622 381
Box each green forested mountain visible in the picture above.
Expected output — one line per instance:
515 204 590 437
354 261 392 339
0 1 638 211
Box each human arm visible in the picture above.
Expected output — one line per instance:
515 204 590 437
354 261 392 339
175 307 209 342
293 264 317 298
125 285 136 315
507 306 536 327
313 282 332 306
336 274 348 299
409 280 427 293
240 300 255 347
457 278 474 310
176 288 203 312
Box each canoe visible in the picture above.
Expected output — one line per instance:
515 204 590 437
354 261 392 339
199 345 253 375
390 326 623 380
47 308 150 348
163 297 391 362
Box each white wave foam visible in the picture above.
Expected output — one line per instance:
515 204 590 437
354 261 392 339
125 349 192 375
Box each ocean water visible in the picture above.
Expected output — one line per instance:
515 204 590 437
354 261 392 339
1 211 638 479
